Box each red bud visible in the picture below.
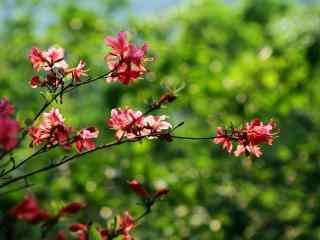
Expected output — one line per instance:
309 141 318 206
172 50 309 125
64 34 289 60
59 202 85 216
128 180 150 198
154 188 169 199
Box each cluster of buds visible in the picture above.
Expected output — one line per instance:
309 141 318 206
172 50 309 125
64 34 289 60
213 118 278 157
107 107 172 141
29 47 87 91
128 180 169 207
0 97 20 151
104 31 153 85
28 108 98 153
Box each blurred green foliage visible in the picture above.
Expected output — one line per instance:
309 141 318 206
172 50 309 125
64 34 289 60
1 0 320 239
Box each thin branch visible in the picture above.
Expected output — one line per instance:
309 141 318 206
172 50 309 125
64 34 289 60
0 68 116 162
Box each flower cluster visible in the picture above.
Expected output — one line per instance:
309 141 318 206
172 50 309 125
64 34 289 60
213 118 277 157
107 107 172 141
104 31 152 85
29 47 87 90
0 97 20 151
28 108 98 153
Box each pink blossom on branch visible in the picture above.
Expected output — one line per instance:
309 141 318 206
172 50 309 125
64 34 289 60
72 60 88 82
28 47 88 90
213 127 233 153
29 47 68 72
28 108 72 148
107 107 171 141
74 127 99 153
104 31 153 85
213 118 277 158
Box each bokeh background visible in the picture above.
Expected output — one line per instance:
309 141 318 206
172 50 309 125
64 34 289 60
1 0 320 239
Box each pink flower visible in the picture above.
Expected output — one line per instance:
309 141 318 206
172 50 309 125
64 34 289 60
119 211 135 240
107 108 144 140
72 60 88 82
104 31 152 85
0 118 20 151
234 142 262 158
0 97 15 117
28 47 67 72
105 31 129 56
29 47 47 71
213 127 233 153
9 195 51 224
74 127 99 153
142 115 172 137
213 118 277 158
28 108 72 148
107 108 172 141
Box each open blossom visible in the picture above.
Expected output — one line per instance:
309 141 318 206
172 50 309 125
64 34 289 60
74 127 99 153
9 195 51 224
29 47 68 72
107 108 171 141
107 108 144 140
28 108 72 148
72 60 88 82
213 118 277 158
246 118 275 145
213 127 233 153
104 31 152 85
119 211 135 240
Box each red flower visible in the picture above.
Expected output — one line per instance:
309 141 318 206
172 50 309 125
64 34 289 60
128 180 150 198
28 108 72 148
69 224 88 240
9 195 51 224
72 60 88 82
246 118 275 146
56 231 67 240
30 76 42 88
154 188 169 200
74 127 99 153
104 31 152 85
59 202 86 216
69 223 88 232
213 127 233 153
119 211 135 240
0 97 15 117
0 118 20 151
